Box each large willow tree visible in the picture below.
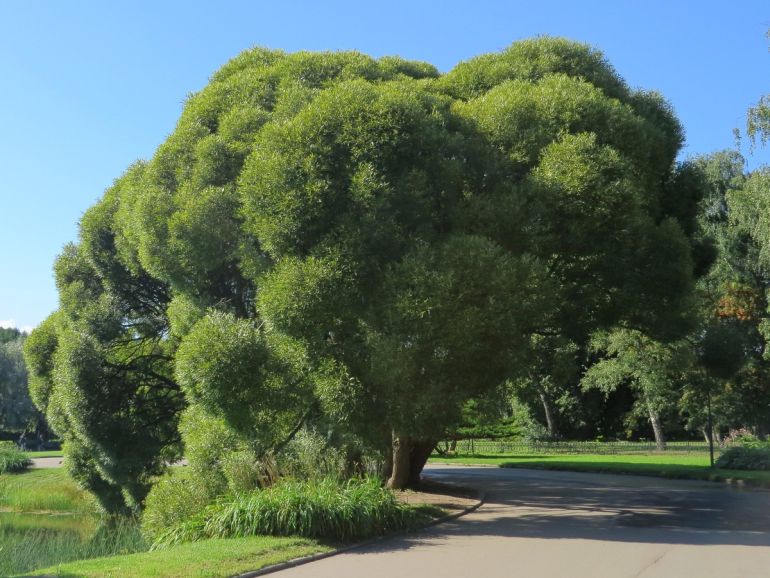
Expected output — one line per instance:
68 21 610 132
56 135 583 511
25 37 701 508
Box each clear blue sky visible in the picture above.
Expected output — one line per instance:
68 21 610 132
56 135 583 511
2 0 769 331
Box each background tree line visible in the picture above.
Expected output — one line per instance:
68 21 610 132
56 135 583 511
0 327 44 439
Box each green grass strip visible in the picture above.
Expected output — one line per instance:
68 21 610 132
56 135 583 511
25 450 65 458
30 535 329 578
429 453 770 487
0 468 96 513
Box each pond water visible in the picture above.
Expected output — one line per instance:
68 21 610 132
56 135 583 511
0 510 146 576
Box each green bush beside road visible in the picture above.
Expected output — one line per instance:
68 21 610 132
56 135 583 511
150 477 436 548
715 446 770 471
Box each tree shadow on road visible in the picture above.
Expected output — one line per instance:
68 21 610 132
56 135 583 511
350 468 770 556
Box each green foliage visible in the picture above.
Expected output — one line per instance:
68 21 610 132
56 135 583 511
176 311 313 453
177 404 238 496
153 477 424 548
0 326 24 344
0 515 147 577
277 427 348 480
0 441 30 473
221 450 272 493
0 469 96 514
745 32 770 151
747 94 770 150
24 238 183 512
452 391 524 440
440 36 630 101
141 469 215 544
0 333 40 432
670 152 770 437
372 235 553 438
33 535 327 578
582 330 689 444
715 446 770 470
36 37 703 498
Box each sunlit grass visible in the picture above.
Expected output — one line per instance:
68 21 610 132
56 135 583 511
0 468 96 513
0 468 140 576
32 535 329 578
26 450 65 458
1 516 146 577
430 452 770 486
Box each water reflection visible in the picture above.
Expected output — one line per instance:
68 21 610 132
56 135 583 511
0 511 146 576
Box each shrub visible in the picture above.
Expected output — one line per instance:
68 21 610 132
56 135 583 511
222 449 278 492
141 469 215 542
722 427 762 448
153 477 425 548
278 428 347 480
0 441 31 473
178 404 237 497
715 446 770 470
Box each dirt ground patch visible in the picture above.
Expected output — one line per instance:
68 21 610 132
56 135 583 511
394 479 480 514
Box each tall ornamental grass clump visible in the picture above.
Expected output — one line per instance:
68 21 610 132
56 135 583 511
0 441 30 473
151 477 425 548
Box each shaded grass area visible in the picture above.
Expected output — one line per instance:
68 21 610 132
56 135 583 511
430 453 770 487
32 536 331 578
0 468 96 513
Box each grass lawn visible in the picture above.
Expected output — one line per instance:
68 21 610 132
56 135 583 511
2 469 446 577
429 453 770 487
0 468 95 513
26 450 64 458
27 535 330 578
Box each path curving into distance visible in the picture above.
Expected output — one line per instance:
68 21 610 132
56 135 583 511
267 464 770 578
29 457 63 468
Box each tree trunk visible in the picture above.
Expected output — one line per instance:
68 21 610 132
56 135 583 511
539 391 558 438
386 433 411 489
408 439 436 486
702 427 711 445
386 433 437 489
380 442 394 481
647 406 666 451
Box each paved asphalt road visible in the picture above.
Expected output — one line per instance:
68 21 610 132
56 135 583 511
30 457 63 468
271 464 770 578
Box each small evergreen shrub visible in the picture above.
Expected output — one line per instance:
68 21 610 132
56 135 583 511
152 477 425 548
0 441 31 473
715 446 770 470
